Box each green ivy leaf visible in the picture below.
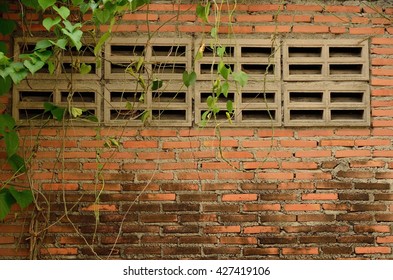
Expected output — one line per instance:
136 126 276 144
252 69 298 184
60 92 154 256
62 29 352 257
9 63 28 84
130 0 149 11
0 113 16 132
61 28 83 51
7 154 27 174
0 19 16 35
21 0 40 9
79 63 92 74
196 3 210 23
182 71 197 87
71 107 83 118
210 27 218 39
9 186 33 209
44 102 65 121
94 9 112 24
43 17 61 31
50 38 68 50
226 100 233 113
217 46 226 57
233 70 249 87
94 31 110 56
206 95 215 108
53 5 70 20
218 61 231 80
0 76 12 96
221 81 229 98
34 50 52 62
0 189 16 220
24 60 45 75
35 39 52 50
0 42 7 54
38 0 56 11
4 130 19 157
141 110 150 124
151 79 163 91
72 0 84 5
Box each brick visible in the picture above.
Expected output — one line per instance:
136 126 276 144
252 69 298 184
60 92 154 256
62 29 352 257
204 226 241 234
335 129 370 136
295 150 332 158
236 15 273 22
242 183 277 190
248 4 284 12
220 237 257 245
260 215 296 222
293 26 329 33
322 247 353 255
123 140 158 148
202 161 240 170
203 204 239 212
101 236 138 244
314 15 349 23
336 171 373 179
140 129 177 137
337 214 373 222
355 247 391 254
330 27 347 34
260 237 297 244
377 236 393 244
325 6 361 13
355 139 390 146
286 4 323 12
244 248 280 256
260 193 296 200
220 214 257 223
139 194 176 201
136 172 174 181
297 129 334 137
242 140 278 148
354 225 391 233
276 15 311 23
243 226 280 234
322 203 350 211
282 162 318 169
163 204 199 212
297 214 335 222
217 172 254 180
350 204 386 211
179 236 217 244
137 151 175 160
282 247 319 255
219 129 254 137
299 236 336 244
163 247 201 256
257 172 294 180
372 48 393 55
81 204 117 212
350 160 386 168
302 193 338 200
295 172 332 180
204 139 241 149
354 183 390 190
162 141 200 149
280 140 317 147
177 171 214 180
338 236 374 244
335 150 371 158
243 204 281 211
202 183 237 191
279 182 314 190
375 214 393 222
41 248 78 255
372 38 393 45
374 194 393 201
124 247 161 255
140 214 177 223
160 162 197 170
222 194 258 202
258 129 294 137
349 27 384 34
243 161 278 170
284 204 320 211
339 193 369 201
203 247 241 255
179 194 217 202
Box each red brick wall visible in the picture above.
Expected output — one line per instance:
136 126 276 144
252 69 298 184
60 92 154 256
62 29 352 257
1 1 393 259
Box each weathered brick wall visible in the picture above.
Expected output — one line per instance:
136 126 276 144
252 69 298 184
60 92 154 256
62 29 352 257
1 0 393 259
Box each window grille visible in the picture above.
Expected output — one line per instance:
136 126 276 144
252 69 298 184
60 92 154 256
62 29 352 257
12 36 370 127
